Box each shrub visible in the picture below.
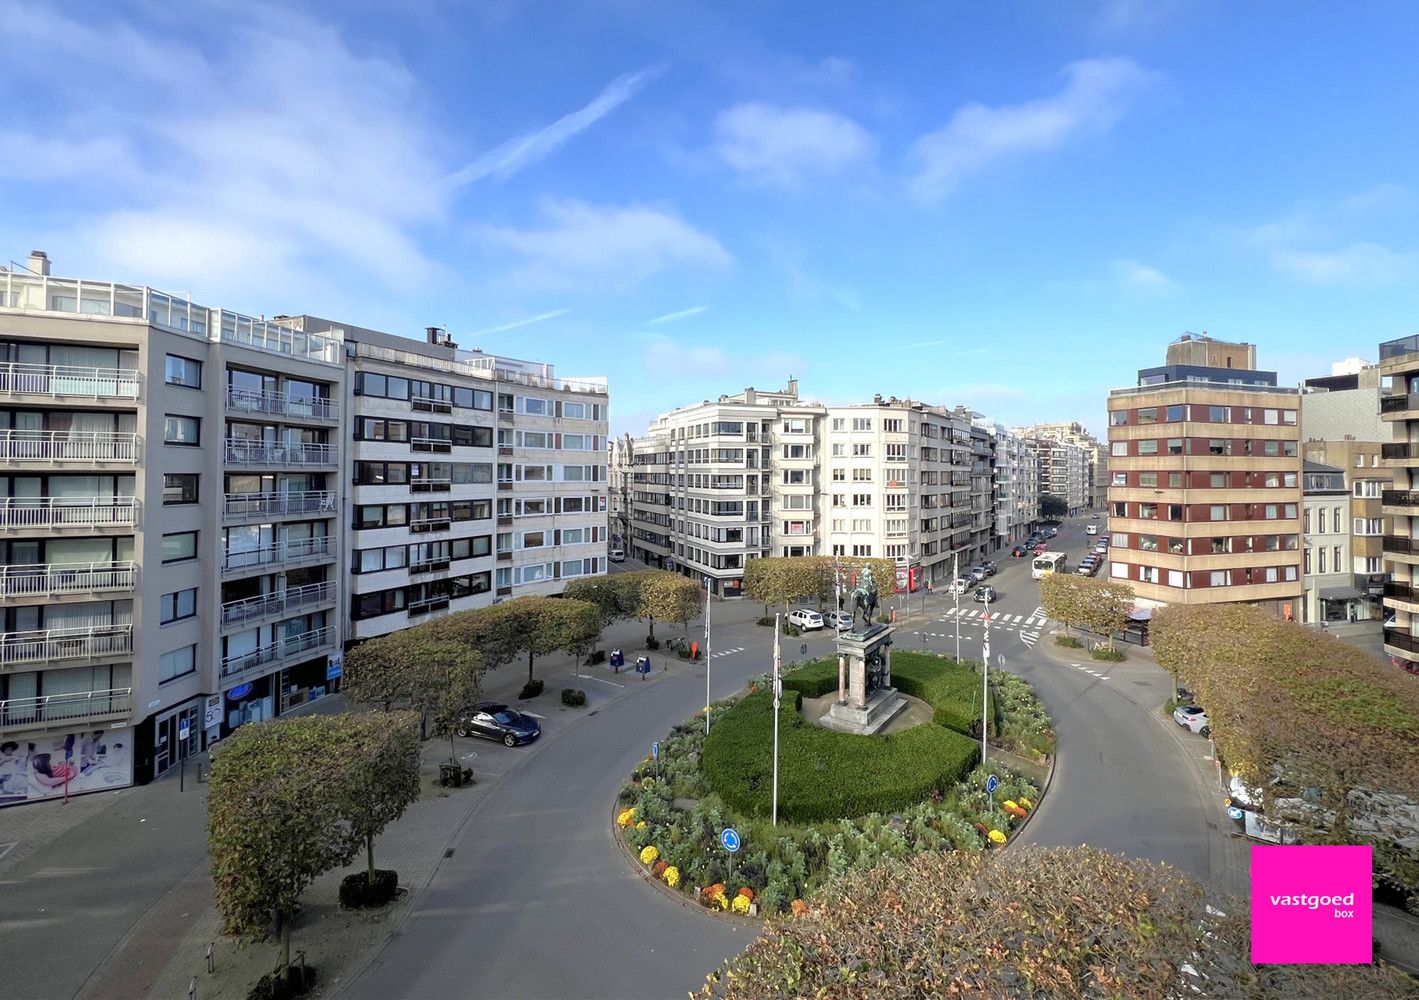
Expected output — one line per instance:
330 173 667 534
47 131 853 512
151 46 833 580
518 678 544 699
247 966 317 1000
756 616 776 627
561 688 587 707
1091 646 1125 662
644 636 661 650
338 869 398 909
1054 635 1082 648
779 659 838 699
889 651 986 737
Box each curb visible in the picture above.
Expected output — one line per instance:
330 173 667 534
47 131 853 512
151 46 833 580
1001 746 1056 848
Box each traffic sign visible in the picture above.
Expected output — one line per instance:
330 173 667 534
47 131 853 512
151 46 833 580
986 774 999 795
178 718 190 742
720 827 741 853
651 740 660 761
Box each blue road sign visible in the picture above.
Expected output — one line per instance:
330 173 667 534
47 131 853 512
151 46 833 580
986 774 999 795
651 741 660 761
720 827 741 853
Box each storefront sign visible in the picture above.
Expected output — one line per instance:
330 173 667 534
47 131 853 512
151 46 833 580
227 683 253 701
203 695 223 729
326 652 343 681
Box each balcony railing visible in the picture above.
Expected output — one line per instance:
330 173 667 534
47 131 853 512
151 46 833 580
1381 443 1417 461
1382 536 1419 556
222 536 334 572
0 496 138 529
411 436 452 453
410 478 452 493
1380 334 1419 361
224 438 335 467
221 582 335 628
1383 630 1419 656
218 311 341 364
222 490 338 521
1380 393 1419 414
1 686 132 733
1382 490 1419 509
0 429 140 464
0 362 140 400
1383 581 1415 603
220 625 336 679
225 387 337 421
0 560 136 599
1 623 133 666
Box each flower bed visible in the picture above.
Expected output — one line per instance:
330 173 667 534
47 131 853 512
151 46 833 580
617 658 1047 916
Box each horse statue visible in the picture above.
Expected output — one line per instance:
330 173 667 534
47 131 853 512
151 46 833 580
851 566 880 629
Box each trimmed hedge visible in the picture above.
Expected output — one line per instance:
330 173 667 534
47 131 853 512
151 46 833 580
779 658 839 698
518 678 544 699
338 869 397 909
888 651 988 737
561 688 587 707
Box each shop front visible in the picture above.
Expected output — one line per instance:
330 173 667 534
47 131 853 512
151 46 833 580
1 722 134 807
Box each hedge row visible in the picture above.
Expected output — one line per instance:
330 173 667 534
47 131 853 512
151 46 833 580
887 651 988 737
778 658 838 698
702 689 979 822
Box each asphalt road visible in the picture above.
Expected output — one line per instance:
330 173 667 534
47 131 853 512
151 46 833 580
344 518 1226 999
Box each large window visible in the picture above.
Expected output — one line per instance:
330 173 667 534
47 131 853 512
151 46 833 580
162 531 198 563
159 644 197 683
163 473 198 505
165 354 202 388
160 588 197 624
163 414 200 445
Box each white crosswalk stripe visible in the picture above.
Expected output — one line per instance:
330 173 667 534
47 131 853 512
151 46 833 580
710 646 746 659
1019 631 1040 649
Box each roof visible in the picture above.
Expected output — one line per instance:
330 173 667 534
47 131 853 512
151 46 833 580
1302 459 1345 473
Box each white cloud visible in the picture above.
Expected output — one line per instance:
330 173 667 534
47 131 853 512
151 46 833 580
464 309 570 337
1273 243 1419 286
908 57 1152 203
473 198 732 292
449 65 662 185
1109 257 1175 292
647 305 709 324
643 340 733 378
714 102 875 187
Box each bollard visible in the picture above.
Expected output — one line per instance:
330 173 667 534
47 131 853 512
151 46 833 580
206 942 215 974
180 758 185 792
188 977 196 1000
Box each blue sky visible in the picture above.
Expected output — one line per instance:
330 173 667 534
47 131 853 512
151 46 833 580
2 1 1417 437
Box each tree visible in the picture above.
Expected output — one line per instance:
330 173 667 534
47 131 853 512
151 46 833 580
1039 572 1085 636
635 570 701 641
343 631 420 710
522 596 600 682
694 846 1413 999
346 632 485 740
342 711 421 887
424 642 484 766
208 715 362 973
1073 577 1135 649
564 575 639 655
1039 494 1068 518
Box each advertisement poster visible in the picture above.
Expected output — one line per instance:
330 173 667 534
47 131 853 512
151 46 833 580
0 725 134 807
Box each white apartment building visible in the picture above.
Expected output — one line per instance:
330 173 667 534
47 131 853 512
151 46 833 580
1021 421 1098 515
979 420 1038 548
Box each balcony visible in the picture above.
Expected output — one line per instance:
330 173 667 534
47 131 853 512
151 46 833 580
221 536 334 574
221 581 335 629
220 625 336 680
0 496 138 530
0 560 136 600
411 436 452 453
1 624 133 668
1 686 132 735
408 596 450 618
1382 535 1419 557
0 361 140 401
222 490 338 522
224 438 335 467
410 516 451 534
225 387 337 422
410 558 451 575
1383 630 1419 657
0 429 140 465
1381 443 1418 462
410 478 452 493
412 394 452 414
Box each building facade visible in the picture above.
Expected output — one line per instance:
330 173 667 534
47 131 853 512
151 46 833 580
1300 461 1353 625
1376 334 1419 670
1106 336 1303 612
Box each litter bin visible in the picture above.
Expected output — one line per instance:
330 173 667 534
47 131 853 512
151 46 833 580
610 649 625 673
635 655 652 680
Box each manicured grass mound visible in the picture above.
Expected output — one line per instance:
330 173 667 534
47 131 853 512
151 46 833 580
703 653 986 822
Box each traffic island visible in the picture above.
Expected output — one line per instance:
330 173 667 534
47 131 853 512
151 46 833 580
612 652 1056 917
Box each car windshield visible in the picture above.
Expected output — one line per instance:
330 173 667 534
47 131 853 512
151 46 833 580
493 711 519 725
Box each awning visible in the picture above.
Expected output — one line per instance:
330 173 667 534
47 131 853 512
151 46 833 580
1129 608 1153 622
1318 586 1362 601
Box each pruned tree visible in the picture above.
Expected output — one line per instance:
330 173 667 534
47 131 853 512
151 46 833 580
636 570 701 641
1039 572 1085 635
522 596 600 682
694 846 1414 999
742 557 826 615
346 632 484 740
428 643 484 766
343 630 420 710
208 715 362 974
1073 576 1136 649
342 711 421 887
564 575 639 655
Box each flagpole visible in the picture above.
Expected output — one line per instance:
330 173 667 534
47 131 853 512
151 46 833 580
772 612 782 827
704 576 712 735
952 551 960 663
981 587 990 767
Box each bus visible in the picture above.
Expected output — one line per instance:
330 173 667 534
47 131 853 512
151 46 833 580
1031 551 1067 580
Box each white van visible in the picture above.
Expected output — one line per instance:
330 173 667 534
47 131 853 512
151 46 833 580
609 548 625 562
1086 525 1098 536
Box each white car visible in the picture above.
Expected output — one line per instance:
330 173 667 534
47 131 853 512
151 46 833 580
947 577 970 596
1086 525 1098 536
787 609 824 631
1173 705 1211 736
608 548 625 562
967 566 988 583
824 610 854 631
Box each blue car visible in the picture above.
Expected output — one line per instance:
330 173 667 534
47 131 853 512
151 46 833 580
457 702 541 747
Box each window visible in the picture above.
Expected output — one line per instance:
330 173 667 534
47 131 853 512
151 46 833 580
1333 545 1341 570
1137 439 1158 455
165 354 201 388
1318 548 1327 573
852 417 872 431
832 418 845 431
1111 441 1128 457
563 402 589 419
1168 569 1185 588
1208 405 1229 422
1112 472 1128 486
853 443 871 457
1302 508 1309 533
1210 472 1227 488
1303 548 1311 574
1167 439 1184 455
1354 518 1382 536
1316 510 1326 533
852 468 872 481
1137 407 1157 424
832 493 845 507
163 473 198 504
1282 410 1297 425
1210 505 1227 521
1333 507 1342 532
883 419 903 433
1139 472 1157 487
832 443 845 457
1111 562 1128 578
1110 410 1128 426
1165 404 1185 422
831 468 845 481
164 414 200 445
1210 570 1229 586
852 494 872 506
1263 409 1279 425
159 645 197 683
519 396 549 415
1112 532 1128 547
161 588 197 625
1354 479 1383 498
162 531 198 563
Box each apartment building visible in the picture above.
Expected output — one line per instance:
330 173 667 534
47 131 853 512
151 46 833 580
1021 421 1096 515
608 433 634 555
0 253 344 799
1301 461 1353 625
979 421 1037 548
1301 362 1392 622
1106 335 1303 612
1376 333 1419 669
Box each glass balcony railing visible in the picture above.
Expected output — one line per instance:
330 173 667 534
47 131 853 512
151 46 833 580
225 387 337 421
0 496 138 529
220 625 335 679
0 624 133 666
0 686 132 733
0 361 141 399
0 429 140 464
222 490 337 521
224 438 335 467
0 560 136 599
221 536 334 572
1381 443 1418 461
220 582 335 628
1382 535 1419 555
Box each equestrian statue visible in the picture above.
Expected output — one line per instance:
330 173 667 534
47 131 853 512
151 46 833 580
851 566 880 629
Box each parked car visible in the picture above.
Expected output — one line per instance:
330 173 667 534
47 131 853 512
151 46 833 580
457 703 541 747
787 608 824 631
967 566 988 583
1091 512 1100 519
1033 543 1048 556
824 610 854 631
948 577 970 596
1173 705 1211 737
1043 527 1058 539
1011 545 1027 558
609 548 626 562
981 561 998 576
1085 525 1098 536
973 584 998 603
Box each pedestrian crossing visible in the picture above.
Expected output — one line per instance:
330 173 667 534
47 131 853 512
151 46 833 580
941 606 1048 628
1067 662 1111 681
710 646 746 660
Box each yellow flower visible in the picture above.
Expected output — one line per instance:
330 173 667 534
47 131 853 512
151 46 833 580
636 820 647 830
1003 800 1019 812
617 807 637 828
1020 797 1033 810
988 829 1007 844
639 845 659 865
731 894 751 914
664 866 680 888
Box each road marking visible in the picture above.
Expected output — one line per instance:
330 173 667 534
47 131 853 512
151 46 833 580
584 675 625 688
710 646 746 659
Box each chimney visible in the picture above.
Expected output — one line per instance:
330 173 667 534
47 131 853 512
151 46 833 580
786 377 798 398
27 250 50 276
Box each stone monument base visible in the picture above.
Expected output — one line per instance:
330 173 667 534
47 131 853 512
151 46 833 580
821 686 907 736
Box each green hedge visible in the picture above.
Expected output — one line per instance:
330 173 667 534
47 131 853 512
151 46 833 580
888 651 987 737
779 658 839 698
702 690 979 822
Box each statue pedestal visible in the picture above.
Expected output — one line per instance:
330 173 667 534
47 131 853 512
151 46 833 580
822 625 904 736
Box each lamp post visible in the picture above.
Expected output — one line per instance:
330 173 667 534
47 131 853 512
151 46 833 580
981 588 991 766
952 550 961 663
704 575 712 735
772 613 782 826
